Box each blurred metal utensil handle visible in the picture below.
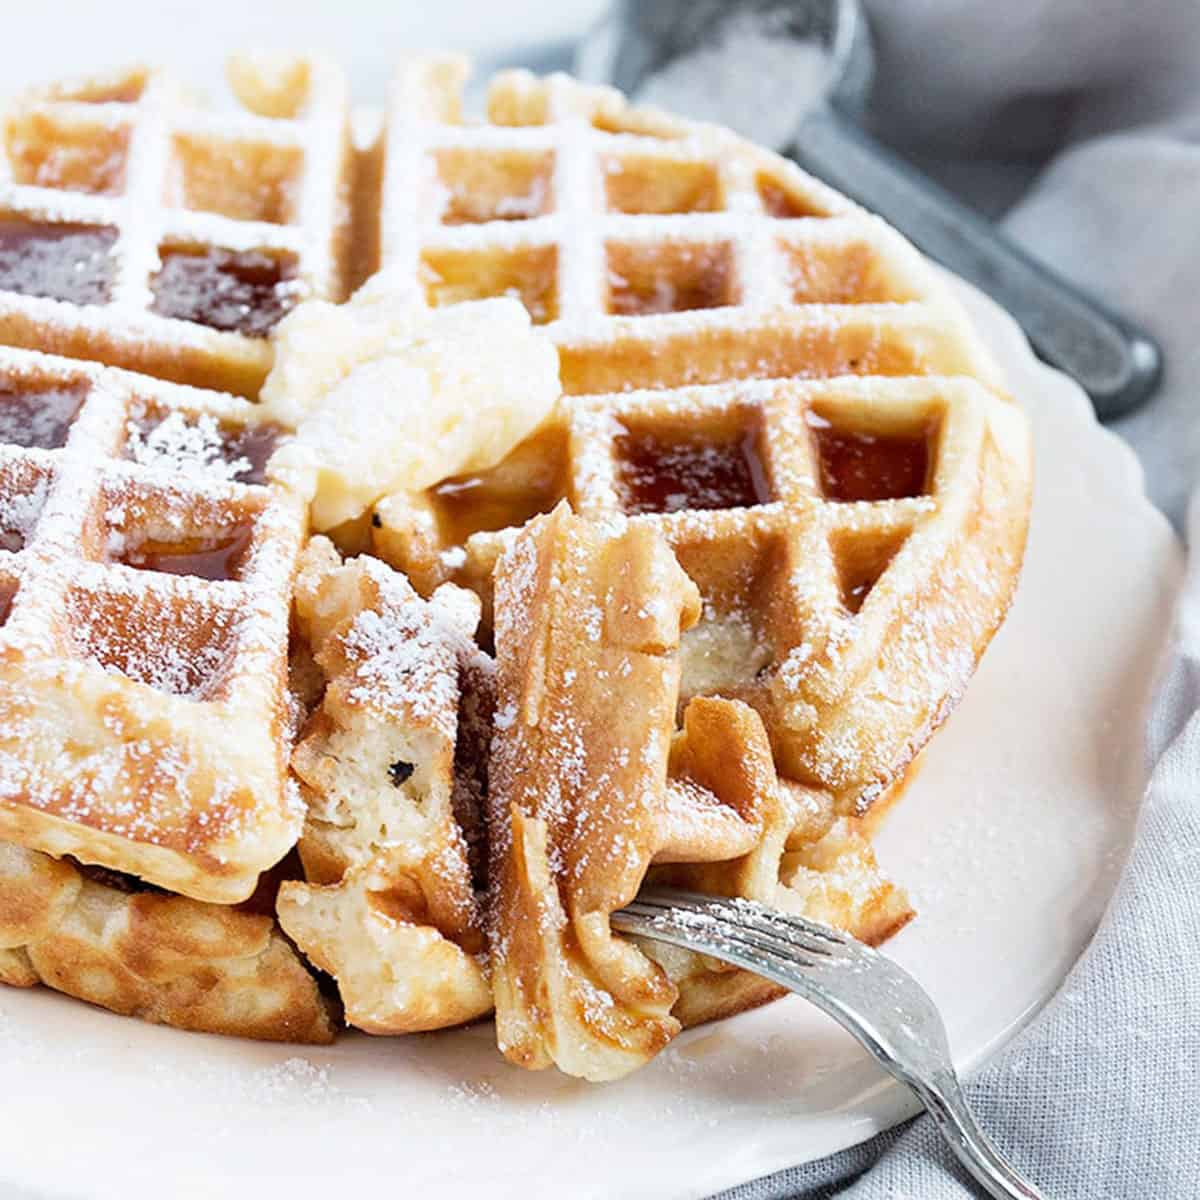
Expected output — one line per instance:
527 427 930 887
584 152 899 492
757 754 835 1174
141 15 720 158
791 103 1161 419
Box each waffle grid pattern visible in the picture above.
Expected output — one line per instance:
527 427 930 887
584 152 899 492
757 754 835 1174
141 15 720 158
0 56 1033 1049
376 59 1005 398
0 345 304 902
367 60 1030 813
0 57 352 396
425 372 1027 809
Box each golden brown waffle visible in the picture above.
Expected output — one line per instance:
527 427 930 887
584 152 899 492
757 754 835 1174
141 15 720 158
366 58 1004 395
0 55 354 396
364 60 1027 1078
0 839 334 1042
487 507 911 1080
0 344 305 903
378 373 1029 814
366 58 1031 816
646 706 913 1031
488 505 700 1079
0 55 1032 1065
277 538 493 1034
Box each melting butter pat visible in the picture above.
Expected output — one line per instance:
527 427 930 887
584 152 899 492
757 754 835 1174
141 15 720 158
263 277 561 530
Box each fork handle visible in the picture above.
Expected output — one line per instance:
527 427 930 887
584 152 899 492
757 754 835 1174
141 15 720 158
907 1068 1043 1199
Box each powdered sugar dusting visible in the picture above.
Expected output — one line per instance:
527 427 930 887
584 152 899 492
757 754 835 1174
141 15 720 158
125 410 251 484
0 54 350 385
333 563 488 745
0 470 50 550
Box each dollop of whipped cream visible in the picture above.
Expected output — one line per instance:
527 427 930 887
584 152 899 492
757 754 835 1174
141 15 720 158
262 273 561 530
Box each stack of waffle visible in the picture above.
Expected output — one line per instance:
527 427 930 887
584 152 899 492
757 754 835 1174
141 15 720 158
0 54 1030 1077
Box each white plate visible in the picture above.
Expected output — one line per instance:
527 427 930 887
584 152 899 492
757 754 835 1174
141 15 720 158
0 278 1181 1200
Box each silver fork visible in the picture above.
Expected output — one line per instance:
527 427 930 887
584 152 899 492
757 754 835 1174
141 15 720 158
613 888 1043 1200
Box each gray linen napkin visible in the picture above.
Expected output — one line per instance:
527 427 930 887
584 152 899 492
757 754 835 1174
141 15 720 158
711 3 1200 1194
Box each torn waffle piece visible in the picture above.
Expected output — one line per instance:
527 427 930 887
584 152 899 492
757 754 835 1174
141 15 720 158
276 537 494 1034
486 505 913 1080
644 703 915 1029
486 505 701 1080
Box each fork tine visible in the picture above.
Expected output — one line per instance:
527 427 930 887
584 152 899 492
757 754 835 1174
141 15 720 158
614 905 830 982
618 897 830 969
617 896 838 976
631 888 862 962
668 890 855 949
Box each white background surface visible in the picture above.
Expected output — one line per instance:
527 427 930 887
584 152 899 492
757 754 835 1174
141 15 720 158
0 278 1181 1199
3 0 606 102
